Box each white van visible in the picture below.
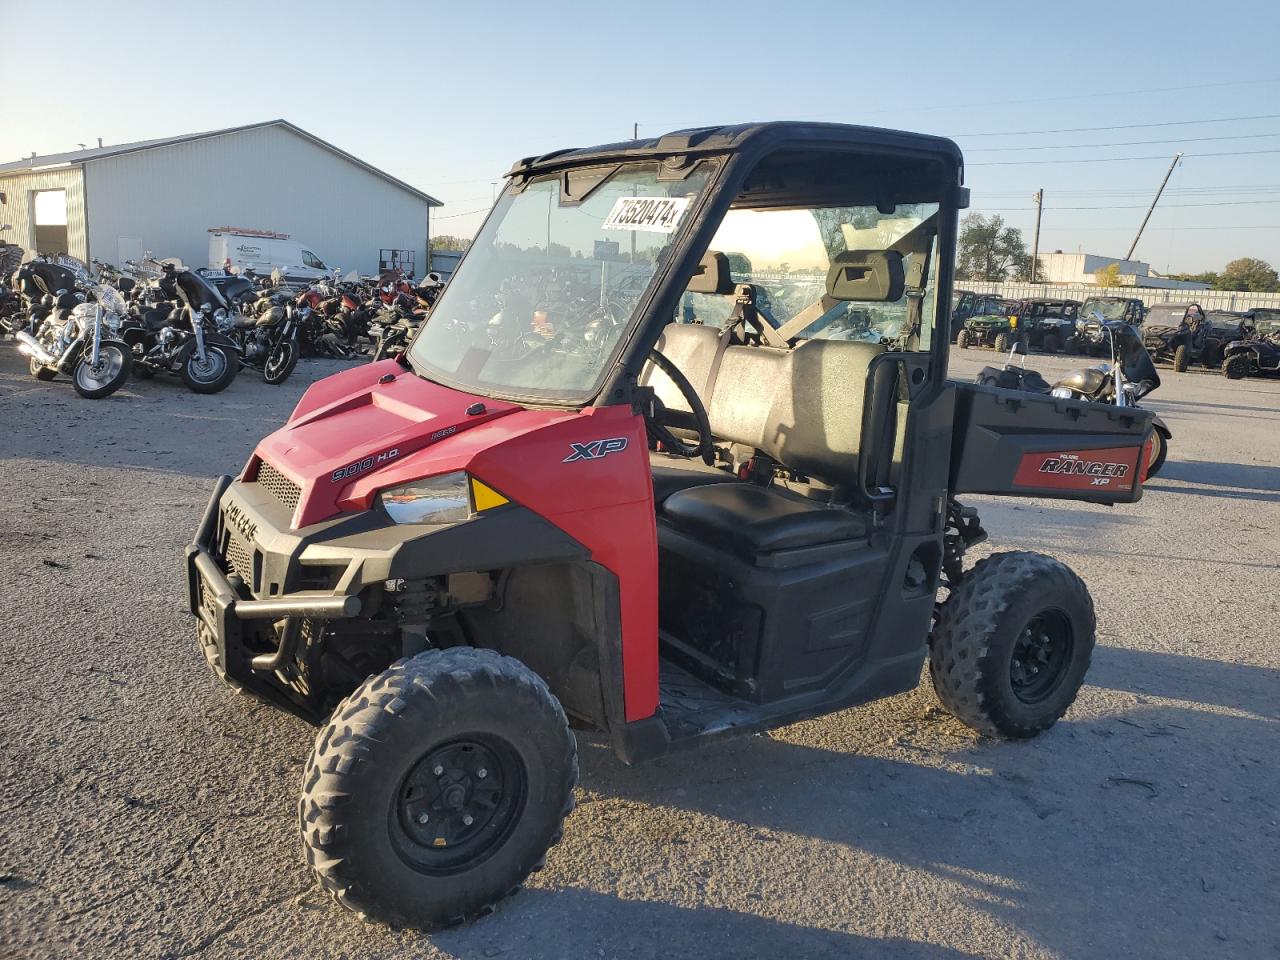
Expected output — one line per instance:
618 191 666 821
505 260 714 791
208 228 333 281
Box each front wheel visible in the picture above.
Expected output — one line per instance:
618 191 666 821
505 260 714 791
182 344 238 394
1173 344 1190 372
956 329 971 350
262 338 299 384
72 340 132 399
1222 353 1250 380
929 551 1096 739
1041 333 1062 354
300 648 578 930
993 332 1011 354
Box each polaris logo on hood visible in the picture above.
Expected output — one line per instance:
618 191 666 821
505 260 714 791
332 447 399 483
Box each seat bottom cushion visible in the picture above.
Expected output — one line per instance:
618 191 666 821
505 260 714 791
650 451 737 504
662 483 870 556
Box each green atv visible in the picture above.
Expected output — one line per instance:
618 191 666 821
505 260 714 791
955 298 1018 351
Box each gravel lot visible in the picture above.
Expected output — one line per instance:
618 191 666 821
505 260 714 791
1 344 1276 960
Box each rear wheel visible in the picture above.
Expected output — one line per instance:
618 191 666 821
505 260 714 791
1201 338 1223 368
72 341 132 399
182 344 238 394
1173 344 1190 372
993 332 1011 354
956 329 971 349
1146 429 1168 478
1041 333 1062 354
1222 353 1249 380
300 648 577 930
929 551 1096 739
29 357 57 381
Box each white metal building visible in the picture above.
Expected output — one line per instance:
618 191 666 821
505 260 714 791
0 120 441 276
1035 251 1209 290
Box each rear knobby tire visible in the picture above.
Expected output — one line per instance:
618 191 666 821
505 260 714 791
1173 344 1190 372
1222 354 1249 380
929 551 1096 739
994 332 1011 354
300 647 578 930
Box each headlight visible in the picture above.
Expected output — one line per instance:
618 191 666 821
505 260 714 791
1050 387 1075 399
379 472 509 525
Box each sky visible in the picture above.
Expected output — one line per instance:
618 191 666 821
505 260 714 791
3 0 1280 274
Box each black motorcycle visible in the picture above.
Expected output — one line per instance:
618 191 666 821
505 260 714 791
978 319 1171 477
120 266 240 393
224 292 300 384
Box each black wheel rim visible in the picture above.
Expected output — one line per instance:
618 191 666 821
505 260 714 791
264 342 293 379
391 735 526 875
1009 609 1074 704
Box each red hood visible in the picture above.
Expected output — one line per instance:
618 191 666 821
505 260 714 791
250 360 523 526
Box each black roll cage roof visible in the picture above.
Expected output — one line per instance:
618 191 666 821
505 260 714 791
426 122 967 410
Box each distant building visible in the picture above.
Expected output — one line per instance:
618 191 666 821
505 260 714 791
1036 251 1209 290
0 120 441 276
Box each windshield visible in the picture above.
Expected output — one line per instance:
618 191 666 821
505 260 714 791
680 203 940 346
1144 306 1189 326
1080 298 1131 321
407 160 718 402
1255 318 1280 335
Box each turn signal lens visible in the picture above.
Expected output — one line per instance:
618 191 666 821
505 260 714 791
380 472 471 525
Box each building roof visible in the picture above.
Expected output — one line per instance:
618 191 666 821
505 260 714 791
0 120 442 206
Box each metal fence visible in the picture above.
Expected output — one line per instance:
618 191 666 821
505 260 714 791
958 282 1280 313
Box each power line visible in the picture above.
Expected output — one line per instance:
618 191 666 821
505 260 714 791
970 147 1280 166
432 206 490 221
976 198 1280 212
966 131 1280 152
953 112 1280 138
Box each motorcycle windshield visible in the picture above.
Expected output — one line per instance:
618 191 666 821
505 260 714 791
1113 323 1161 393
406 158 721 403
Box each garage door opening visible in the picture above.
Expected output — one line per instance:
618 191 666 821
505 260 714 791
33 189 68 256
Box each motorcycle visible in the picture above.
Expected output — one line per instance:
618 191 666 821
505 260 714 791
977 316 1171 477
224 293 300 384
15 281 134 399
120 266 240 393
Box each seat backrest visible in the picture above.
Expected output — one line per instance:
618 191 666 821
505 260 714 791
647 323 885 485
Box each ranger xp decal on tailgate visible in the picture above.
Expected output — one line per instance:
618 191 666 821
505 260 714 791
1012 446 1140 490
332 447 400 483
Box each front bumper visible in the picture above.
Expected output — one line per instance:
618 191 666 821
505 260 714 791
185 476 362 719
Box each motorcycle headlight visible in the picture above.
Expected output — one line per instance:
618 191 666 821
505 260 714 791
379 472 509 525
1050 387 1075 399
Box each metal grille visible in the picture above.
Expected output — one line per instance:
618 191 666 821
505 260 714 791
256 460 301 513
223 531 254 585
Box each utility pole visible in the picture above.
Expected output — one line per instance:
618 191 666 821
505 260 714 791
1030 189 1043 283
633 121 639 140
1125 152 1182 262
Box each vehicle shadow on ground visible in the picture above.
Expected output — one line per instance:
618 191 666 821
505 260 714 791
429 888 983 960
1150 396 1280 417
1154 459 1280 491
568 650 1278 959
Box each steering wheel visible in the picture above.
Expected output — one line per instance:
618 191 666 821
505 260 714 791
645 349 715 466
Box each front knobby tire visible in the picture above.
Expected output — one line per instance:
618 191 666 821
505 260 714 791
929 551 1096 739
300 647 578 930
994 332 1011 354
1222 354 1249 380
1173 344 1190 372
956 329 971 349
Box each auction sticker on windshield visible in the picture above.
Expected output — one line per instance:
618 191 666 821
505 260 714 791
602 196 692 234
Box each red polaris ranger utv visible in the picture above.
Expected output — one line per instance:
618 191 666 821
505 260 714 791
187 122 1157 929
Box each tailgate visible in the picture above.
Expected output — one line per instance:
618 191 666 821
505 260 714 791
948 380 1153 504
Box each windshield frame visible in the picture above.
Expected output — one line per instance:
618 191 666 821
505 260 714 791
404 157 727 407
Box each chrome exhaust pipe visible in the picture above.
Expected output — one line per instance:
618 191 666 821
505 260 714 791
15 331 56 366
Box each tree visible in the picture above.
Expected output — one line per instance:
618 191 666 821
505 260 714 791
430 235 472 253
1219 257 1279 292
956 214 1032 282
1093 263 1122 287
